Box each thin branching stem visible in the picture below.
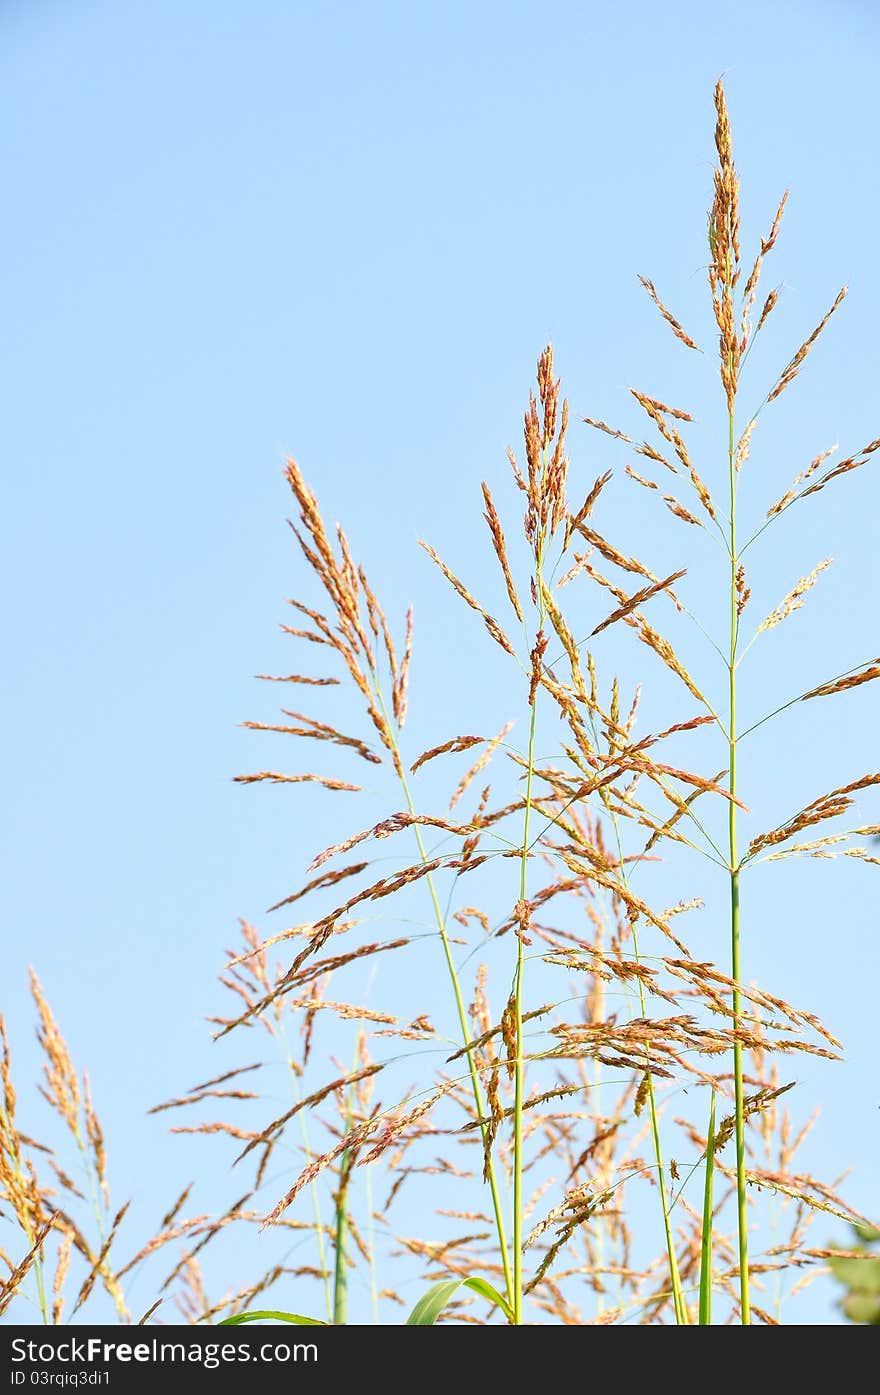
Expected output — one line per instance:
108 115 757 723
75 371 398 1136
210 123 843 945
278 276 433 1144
602 805 689 1324
372 680 515 1311
728 375 751 1325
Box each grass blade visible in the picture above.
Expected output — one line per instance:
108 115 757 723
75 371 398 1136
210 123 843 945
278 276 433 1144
219 1310 327 1326
405 1275 515 1325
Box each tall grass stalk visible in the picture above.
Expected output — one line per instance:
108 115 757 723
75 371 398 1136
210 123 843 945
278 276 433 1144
373 680 515 1311
699 1090 717 1325
727 382 749 1323
600 806 687 1322
514 534 545 1325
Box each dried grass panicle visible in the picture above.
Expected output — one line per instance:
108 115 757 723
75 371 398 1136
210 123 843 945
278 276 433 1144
513 345 569 548
30 970 81 1133
709 79 742 413
263 459 411 768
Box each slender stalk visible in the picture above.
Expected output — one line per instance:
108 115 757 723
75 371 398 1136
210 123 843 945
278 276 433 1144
277 1023 333 1323
512 516 551 1326
728 396 751 1324
514 689 539 1325
365 1160 380 1324
332 1146 352 1325
71 1128 128 1323
699 1089 716 1325
372 681 514 1311
603 812 688 1324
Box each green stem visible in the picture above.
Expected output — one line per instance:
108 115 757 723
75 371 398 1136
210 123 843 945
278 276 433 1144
728 399 751 1325
514 694 539 1326
332 1147 352 1325
277 1024 333 1324
513 523 551 1326
699 1089 716 1325
603 812 688 1324
374 683 514 1312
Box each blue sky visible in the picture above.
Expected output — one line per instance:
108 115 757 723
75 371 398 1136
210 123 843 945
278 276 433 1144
2 0 879 1325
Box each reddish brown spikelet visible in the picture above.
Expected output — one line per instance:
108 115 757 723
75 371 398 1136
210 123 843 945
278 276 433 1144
756 287 780 336
513 898 533 946
256 673 340 686
663 495 702 526
625 465 658 492
757 559 832 634
735 564 750 617
748 774 880 856
800 658 880 702
767 287 847 404
741 190 788 343
582 417 634 444
411 734 487 774
735 418 757 473
71 1202 130 1316
83 1074 108 1209
0 1217 56 1321
481 482 524 622
450 720 514 810
573 524 661 587
393 606 413 727
591 571 686 638
30 971 80 1133
637 276 701 351
234 771 363 791
630 391 694 424
629 614 707 705
241 710 381 764
500 993 518 1082
419 540 516 656
565 470 614 550
520 346 569 544
529 629 549 706
52 1231 72 1325
630 390 714 520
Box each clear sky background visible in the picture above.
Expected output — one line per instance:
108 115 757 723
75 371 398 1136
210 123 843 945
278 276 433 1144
3 0 879 1326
